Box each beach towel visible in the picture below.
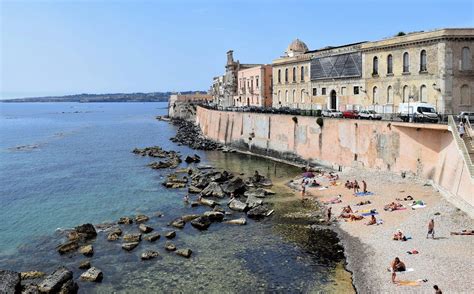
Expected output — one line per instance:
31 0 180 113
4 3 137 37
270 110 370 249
318 187 328 191
398 268 414 273
396 280 420 286
361 212 379 216
354 192 374 197
411 204 426 209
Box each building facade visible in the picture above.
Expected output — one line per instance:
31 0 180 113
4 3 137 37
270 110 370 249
211 75 225 105
234 65 273 107
273 29 474 114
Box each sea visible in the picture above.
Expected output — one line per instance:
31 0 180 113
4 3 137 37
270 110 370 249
0 102 353 293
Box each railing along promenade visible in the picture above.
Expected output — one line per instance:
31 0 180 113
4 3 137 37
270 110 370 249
447 115 474 177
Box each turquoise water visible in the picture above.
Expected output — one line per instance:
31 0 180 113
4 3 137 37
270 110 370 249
0 103 353 293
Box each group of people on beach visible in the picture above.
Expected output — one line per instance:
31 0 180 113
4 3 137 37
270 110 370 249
344 179 367 193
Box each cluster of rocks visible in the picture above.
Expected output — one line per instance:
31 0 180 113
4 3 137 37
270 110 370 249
170 119 222 150
132 146 182 169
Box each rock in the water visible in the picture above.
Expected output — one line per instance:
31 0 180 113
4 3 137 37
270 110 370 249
170 218 185 229
165 241 176 251
203 211 224 222
141 250 159 260
144 233 161 242
80 267 103 282
78 260 91 270
57 241 79 255
224 218 247 225
181 214 200 222
138 224 153 233
228 199 248 212
0 270 20 294
199 198 219 208
123 233 141 242
165 231 176 239
212 206 225 213
244 188 271 198
38 267 73 293
118 217 133 225
200 182 224 198
190 201 200 207
185 154 201 163
107 233 120 241
134 215 149 223
245 194 263 209
107 227 122 241
221 177 246 194
121 242 139 251
176 248 192 258
59 279 78 294
22 283 39 294
74 223 97 240
247 205 270 219
78 245 94 257
190 216 211 230
188 186 202 194
20 271 45 280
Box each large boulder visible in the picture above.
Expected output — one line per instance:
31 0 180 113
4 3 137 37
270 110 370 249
228 199 247 212
190 216 211 230
176 249 192 258
80 267 103 282
198 198 219 208
247 205 271 219
78 245 94 257
134 215 149 223
165 242 176 251
74 223 97 240
188 186 202 194
123 234 141 243
245 195 263 209
169 218 185 229
200 182 224 198
144 233 161 242
57 241 79 255
211 170 232 183
37 267 73 293
78 260 91 270
0 270 20 294
138 224 153 234
107 227 122 241
244 188 271 198
165 231 176 239
141 250 159 260
58 279 78 294
181 214 200 222
121 242 139 251
222 177 246 194
20 271 45 280
203 211 224 222
118 217 133 225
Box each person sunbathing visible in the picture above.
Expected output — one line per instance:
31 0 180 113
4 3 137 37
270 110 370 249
393 229 407 241
384 202 403 211
355 200 371 206
396 195 414 201
450 230 474 235
339 206 354 218
323 195 342 204
349 214 364 221
365 215 377 225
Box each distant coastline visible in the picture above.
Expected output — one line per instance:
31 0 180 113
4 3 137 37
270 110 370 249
1 91 207 103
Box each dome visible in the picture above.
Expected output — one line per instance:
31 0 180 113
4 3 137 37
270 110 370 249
286 39 308 56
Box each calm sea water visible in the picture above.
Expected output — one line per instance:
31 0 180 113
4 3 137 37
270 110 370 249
0 102 353 293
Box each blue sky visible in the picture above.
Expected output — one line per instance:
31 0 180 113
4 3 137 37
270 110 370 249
1 0 473 99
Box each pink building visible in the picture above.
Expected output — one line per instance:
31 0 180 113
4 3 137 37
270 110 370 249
234 65 272 107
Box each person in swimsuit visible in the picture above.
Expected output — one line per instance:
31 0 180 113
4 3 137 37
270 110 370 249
390 257 406 283
427 219 435 239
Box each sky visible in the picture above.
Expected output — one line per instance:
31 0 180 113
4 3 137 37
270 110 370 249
1 0 473 99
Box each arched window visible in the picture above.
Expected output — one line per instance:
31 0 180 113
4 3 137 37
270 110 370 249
387 86 393 104
285 69 288 83
301 89 305 103
387 54 393 74
292 89 296 102
301 66 305 81
420 85 427 102
292 67 296 82
372 56 378 75
285 90 289 102
372 86 378 104
403 86 409 102
278 69 281 83
462 47 472 70
420 50 427 72
278 90 281 102
461 85 471 105
403 52 410 73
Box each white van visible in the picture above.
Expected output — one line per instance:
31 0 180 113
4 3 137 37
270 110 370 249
398 102 439 123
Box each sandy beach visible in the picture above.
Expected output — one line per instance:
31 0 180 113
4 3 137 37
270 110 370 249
292 168 474 293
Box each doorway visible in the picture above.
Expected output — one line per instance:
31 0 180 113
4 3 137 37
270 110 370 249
330 90 337 110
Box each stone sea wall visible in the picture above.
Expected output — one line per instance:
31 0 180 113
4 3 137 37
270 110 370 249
195 106 473 216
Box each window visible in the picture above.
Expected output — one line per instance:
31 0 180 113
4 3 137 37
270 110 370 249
278 90 281 102
312 88 317 96
387 86 393 104
341 87 346 95
403 85 409 102
420 85 427 102
292 89 296 102
301 66 305 81
285 90 289 102
285 68 288 83
322 88 326 95
372 86 378 104
256 77 259 88
278 69 281 83
372 56 379 75
420 50 427 72
353 86 360 95
301 89 305 103
403 52 410 73
462 47 472 70
461 85 471 105
387 55 393 74
292 67 296 82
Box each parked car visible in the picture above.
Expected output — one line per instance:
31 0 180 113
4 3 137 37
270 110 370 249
322 109 343 118
457 111 474 122
398 102 439 123
342 110 359 119
359 110 382 120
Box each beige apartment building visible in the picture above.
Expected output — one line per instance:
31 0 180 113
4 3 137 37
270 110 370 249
234 65 272 107
272 28 474 114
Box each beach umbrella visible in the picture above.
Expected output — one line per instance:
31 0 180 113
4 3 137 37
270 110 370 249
302 171 315 178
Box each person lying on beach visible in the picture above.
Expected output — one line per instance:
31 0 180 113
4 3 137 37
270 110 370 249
342 205 353 214
323 195 342 204
393 229 407 241
349 214 364 221
384 202 404 211
390 257 406 283
450 230 474 235
366 215 377 225
355 200 371 206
